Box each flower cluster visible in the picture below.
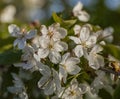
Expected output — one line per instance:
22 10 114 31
8 1 118 99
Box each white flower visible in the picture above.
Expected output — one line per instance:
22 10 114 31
61 79 88 99
37 36 68 64
8 24 37 49
87 45 104 70
73 2 90 22
0 5 16 23
37 62 61 95
69 25 97 58
85 85 101 99
14 45 37 70
95 27 114 42
7 73 28 99
91 70 114 95
40 23 67 41
59 53 81 83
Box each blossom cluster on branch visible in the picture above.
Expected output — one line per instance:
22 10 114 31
7 2 120 99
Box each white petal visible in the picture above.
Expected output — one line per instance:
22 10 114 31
54 41 68 52
39 36 50 48
44 80 55 95
13 39 20 47
90 45 103 54
18 39 26 49
73 2 83 16
37 62 51 76
88 54 104 70
86 35 97 48
77 11 90 22
60 53 70 65
25 29 37 39
74 45 83 57
59 66 67 83
40 25 48 35
49 23 60 31
69 36 81 44
53 28 67 40
83 47 89 59
14 38 26 49
38 48 49 58
80 26 90 42
79 84 88 94
66 57 80 66
14 62 33 70
103 27 114 42
38 76 49 88
67 65 81 75
52 69 61 91
49 51 61 64
8 24 20 37
73 25 81 35
96 55 104 67
34 53 41 62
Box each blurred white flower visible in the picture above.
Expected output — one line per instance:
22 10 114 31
95 27 114 42
0 5 16 23
7 73 28 99
85 84 102 99
8 24 37 49
73 2 90 22
61 79 88 99
59 53 81 83
14 45 37 70
37 62 61 95
91 70 114 95
87 45 104 70
37 36 68 64
69 25 96 58
40 23 67 41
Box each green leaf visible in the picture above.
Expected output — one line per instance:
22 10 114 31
63 19 77 28
52 12 77 28
52 12 63 24
113 81 120 99
0 50 22 65
103 44 120 60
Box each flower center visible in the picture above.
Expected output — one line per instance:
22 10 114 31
48 44 53 49
69 90 76 96
81 41 88 48
48 31 54 38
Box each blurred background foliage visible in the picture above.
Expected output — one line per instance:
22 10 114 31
1 0 120 99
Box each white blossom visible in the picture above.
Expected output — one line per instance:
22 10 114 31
7 73 28 99
8 24 37 49
85 85 102 99
40 23 67 41
73 2 90 22
37 62 61 95
91 70 114 95
37 36 68 64
0 5 16 23
69 25 97 58
59 53 81 83
87 45 104 70
14 45 37 70
95 27 114 42
61 79 88 99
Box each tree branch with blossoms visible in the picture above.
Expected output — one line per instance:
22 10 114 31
5 1 120 99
